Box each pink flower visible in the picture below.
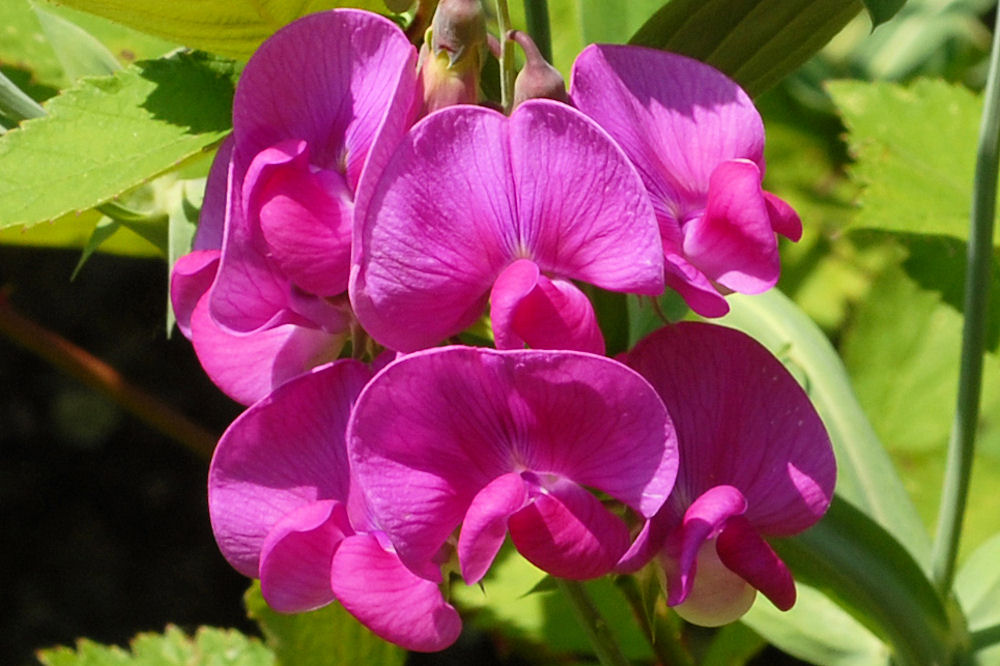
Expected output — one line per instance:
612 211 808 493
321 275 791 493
208 359 461 651
620 322 835 625
571 45 801 317
348 346 678 584
350 99 664 354
171 9 419 402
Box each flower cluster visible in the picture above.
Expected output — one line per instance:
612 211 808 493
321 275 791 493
172 7 835 652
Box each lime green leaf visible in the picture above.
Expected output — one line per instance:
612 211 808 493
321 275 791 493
578 0 664 45
828 79 985 243
0 50 235 229
741 582 887 666
957 533 1000 634
774 497 955 666
862 0 907 27
629 0 863 96
33 2 121 80
37 625 274 665
49 0 388 58
244 582 405 666
0 208 159 256
0 68 46 122
71 216 120 279
451 546 653 661
840 263 1000 557
718 289 932 568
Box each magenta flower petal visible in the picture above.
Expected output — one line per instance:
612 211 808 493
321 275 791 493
663 257 731 318
209 359 372 577
232 10 418 189
349 347 677 577
571 45 797 314
259 500 353 613
331 534 462 652
664 485 748 606
682 159 779 294
244 141 353 297
490 259 604 353
458 472 530 584
195 137 234 251
626 322 835 535
352 100 663 352
351 106 514 352
189 291 344 405
509 100 663 293
171 250 220 338
717 515 795 610
508 479 631 580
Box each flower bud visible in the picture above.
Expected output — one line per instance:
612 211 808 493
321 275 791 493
510 30 567 109
418 0 486 113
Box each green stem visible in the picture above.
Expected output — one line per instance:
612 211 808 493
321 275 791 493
930 6 1000 595
555 579 632 666
615 575 694 666
522 0 552 63
494 0 516 113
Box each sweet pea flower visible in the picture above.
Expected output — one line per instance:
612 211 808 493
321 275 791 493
350 99 664 354
620 322 835 626
171 139 346 405
208 359 461 651
348 346 678 585
208 9 420 335
571 45 802 317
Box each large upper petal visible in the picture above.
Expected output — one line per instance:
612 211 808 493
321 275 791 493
348 346 677 571
509 99 662 293
625 322 835 536
570 44 764 214
208 359 373 577
232 9 418 189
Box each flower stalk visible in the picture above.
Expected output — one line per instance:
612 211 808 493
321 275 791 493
931 5 1000 594
494 0 516 112
556 579 632 666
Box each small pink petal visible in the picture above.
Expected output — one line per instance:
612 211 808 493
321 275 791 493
259 500 353 613
331 534 462 652
245 141 353 297
662 254 730 318
682 159 779 294
764 191 802 241
490 259 604 353
509 479 630 579
170 250 220 338
458 472 529 584
209 359 373 577
664 485 747 606
717 515 796 611
189 291 344 406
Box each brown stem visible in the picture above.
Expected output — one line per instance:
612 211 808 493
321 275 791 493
0 293 217 460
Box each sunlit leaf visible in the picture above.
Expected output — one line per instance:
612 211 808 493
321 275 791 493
718 289 932 568
244 582 405 666
37 625 274 665
741 582 887 666
33 3 121 80
0 208 159 256
50 0 390 58
774 497 954 666
0 51 234 229
629 0 863 96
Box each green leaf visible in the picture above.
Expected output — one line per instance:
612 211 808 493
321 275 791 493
717 289 932 568
244 582 406 666
828 78 985 243
741 583 887 666
450 545 653 661
33 2 122 80
701 622 766 666
629 0 863 96
578 0 665 45
841 263 1000 558
862 0 907 27
774 496 956 666
37 625 274 665
957 533 1000 636
50 0 389 58
0 208 160 256
0 50 235 229
0 68 46 122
